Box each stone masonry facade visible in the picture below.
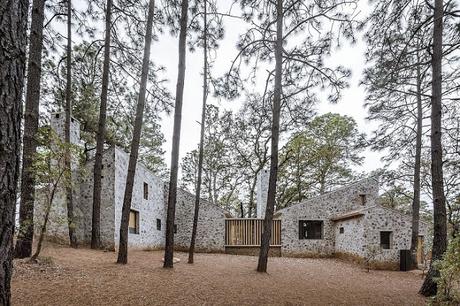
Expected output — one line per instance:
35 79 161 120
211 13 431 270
35 113 228 252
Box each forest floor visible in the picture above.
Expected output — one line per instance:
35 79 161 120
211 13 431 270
12 244 427 305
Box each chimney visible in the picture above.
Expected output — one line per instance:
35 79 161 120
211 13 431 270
256 169 269 218
50 112 81 145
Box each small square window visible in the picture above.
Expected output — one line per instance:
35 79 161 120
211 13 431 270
143 182 148 200
129 210 139 234
156 219 161 231
339 227 344 234
299 220 323 239
380 231 392 249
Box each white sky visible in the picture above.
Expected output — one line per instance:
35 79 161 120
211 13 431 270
152 1 386 176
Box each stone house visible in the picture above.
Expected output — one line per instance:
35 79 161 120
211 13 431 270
260 173 430 268
38 113 429 269
35 113 230 252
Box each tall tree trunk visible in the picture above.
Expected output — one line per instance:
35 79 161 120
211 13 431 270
188 0 207 265
15 0 46 259
420 0 447 296
163 0 189 269
116 0 155 264
257 0 282 273
91 0 113 250
31 180 59 261
410 59 422 267
65 0 77 248
0 0 28 303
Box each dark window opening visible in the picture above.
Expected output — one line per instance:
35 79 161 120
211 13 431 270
173 224 177 234
299 220 323 239
129 210 139 234
101 164 104 169
339 227 344 234
55 113 60 118
359 194 367 205
156 219 161 231
143 182 149 200
380 231 392 249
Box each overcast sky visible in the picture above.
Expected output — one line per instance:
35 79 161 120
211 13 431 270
151 1 386 176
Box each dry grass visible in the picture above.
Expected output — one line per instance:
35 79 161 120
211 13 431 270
12 245 427 305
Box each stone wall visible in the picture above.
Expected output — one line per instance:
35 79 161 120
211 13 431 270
172 187 227 252
334 217 366 257
277 177 379 257
113 147 165 249
78 148 117 248
363 205 430 264
34 113 85 244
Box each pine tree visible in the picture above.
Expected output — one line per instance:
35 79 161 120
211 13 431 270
117 0 156 264
0 0 28 302
14 0 47 258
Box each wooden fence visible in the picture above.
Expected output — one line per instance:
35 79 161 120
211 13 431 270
225 219 281 247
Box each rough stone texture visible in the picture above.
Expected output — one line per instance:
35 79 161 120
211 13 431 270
34 114 84 244
113 147 166 249
171 186 227 253
334 217 366 257
256 169 269 218
78 148 116 249
276 177 379 257
274 177 430 266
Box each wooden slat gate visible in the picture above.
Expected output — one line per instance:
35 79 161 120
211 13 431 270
225 219 281 247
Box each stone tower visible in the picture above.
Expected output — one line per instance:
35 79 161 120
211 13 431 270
256 169 269 218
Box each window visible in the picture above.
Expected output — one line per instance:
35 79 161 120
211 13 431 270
359 194 367 205
380 231 392 249
129 210 139 234
299 220 323 239
339 227 344 234
143 182 149 200
174 224 177 234
156 219 161 231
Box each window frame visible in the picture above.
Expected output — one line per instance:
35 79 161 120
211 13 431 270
298 220 323 240
156 218 161 231
129 209 140 234
143 182 149 200
380 231 392 249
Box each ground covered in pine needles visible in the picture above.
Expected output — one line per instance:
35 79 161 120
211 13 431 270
12 244 427 305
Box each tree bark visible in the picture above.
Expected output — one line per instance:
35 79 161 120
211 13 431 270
257 0 282 273
117 0 155 264
188 0 207 265
410 58 422 268
91 0 113 250
420 0 447 296
65 0 78 248
31 179 60 261
163 0 189 269
14 0 46 259
0 0 28 303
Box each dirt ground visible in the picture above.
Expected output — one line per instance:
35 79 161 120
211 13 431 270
12 245 427 305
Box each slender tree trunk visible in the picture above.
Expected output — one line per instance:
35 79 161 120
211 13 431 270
188 0 207 265
117 0 155 264
410 60 422 268
420 0 447 296
65 0 77 248
163 0 189 269
91 0 113 250
15 0 46 259
239 202 244 218
0 0 28 303
257 0 283 273
31 182 59 261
